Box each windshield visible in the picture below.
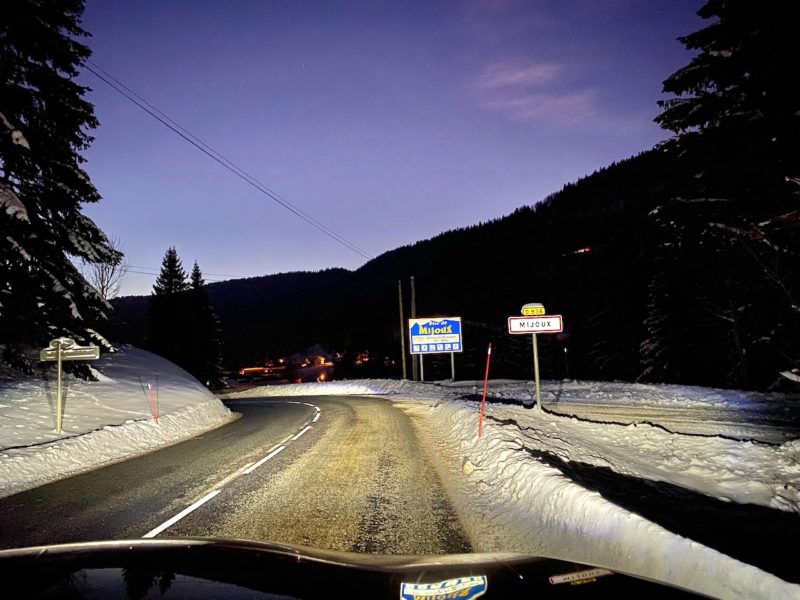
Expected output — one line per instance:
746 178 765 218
1 1 798 599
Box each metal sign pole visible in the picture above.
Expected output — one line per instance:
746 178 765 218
56 340 64 434
450 352 455 381
508 305 563 413
420 355 425 382
532 333 542 413
39 337 100 435
410 276 418 381
398 280 407 379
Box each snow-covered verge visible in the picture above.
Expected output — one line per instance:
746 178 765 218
0 346 233 498
223 378 800 512
1 369 797 599
409 399 797 600
235 379 800 600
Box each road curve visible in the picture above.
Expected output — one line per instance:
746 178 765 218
167 396 471 554
0 396 470 556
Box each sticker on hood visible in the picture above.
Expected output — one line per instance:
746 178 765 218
549 567 613 585
400 575 487 600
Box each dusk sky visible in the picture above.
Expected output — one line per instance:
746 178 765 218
77 0 702 296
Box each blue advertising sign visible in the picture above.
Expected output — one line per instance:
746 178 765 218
408 317 463 354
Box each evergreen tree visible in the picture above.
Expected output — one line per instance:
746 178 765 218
147 252 225 388
0 0 121 371
642 0 799 388
190 261 204 290
152 247 189 296
147 247 190 366
186 261 225 388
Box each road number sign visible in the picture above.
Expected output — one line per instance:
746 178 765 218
521 303 546 316
508 315 563 334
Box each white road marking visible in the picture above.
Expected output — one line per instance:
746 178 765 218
243 445 286 474
143 490 221 538
292 425 312 440
142 401 321 538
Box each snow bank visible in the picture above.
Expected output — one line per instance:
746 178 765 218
0 346 233 498
220 378 435 399
232 379 799 512
413 399 799 600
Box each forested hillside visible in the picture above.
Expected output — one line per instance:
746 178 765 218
111 2 799 391
110 150 683 384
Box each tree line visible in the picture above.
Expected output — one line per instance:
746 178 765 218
146 247 225 388
2 1 797 392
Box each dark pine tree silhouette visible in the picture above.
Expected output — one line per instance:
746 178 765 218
186 262 225 388
152 247 189 296
147 247 190 368
0 0 121 371
641 0 800 389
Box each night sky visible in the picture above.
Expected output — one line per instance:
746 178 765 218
77 0 702 296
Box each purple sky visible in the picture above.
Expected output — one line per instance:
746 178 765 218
78 0 702 296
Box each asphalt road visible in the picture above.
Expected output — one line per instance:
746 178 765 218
0 396 470 554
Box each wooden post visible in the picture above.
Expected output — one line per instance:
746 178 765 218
398 280 407 379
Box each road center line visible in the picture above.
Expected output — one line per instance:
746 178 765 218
243 444 286 474
142 401 320 538
312 412 320 423
292 425 312 440
143 490 221 538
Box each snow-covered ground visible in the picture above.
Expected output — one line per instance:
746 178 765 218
0 346 233 498
1 351 799 599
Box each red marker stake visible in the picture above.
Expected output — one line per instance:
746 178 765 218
479 343 492 438
146 380 158 424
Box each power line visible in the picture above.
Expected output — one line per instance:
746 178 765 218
126 269 229 281
127 264 243 279
126 271 227 282
84 60 373 261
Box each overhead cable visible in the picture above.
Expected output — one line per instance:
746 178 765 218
84 60 373 261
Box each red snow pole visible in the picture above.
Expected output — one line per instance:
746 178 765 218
478 343 492 438
139 376 159 424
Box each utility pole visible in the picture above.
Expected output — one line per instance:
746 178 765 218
398 280 407 379
410 276 418 381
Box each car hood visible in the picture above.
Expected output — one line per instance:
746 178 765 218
0 536 708 599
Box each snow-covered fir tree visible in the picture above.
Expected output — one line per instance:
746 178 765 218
0 0 120 371
641 0 799 389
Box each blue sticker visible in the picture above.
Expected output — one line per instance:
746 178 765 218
400 576 487 600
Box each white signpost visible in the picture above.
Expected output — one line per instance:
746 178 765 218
39 337 100 434
508 315 563 333
507 305 563 412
